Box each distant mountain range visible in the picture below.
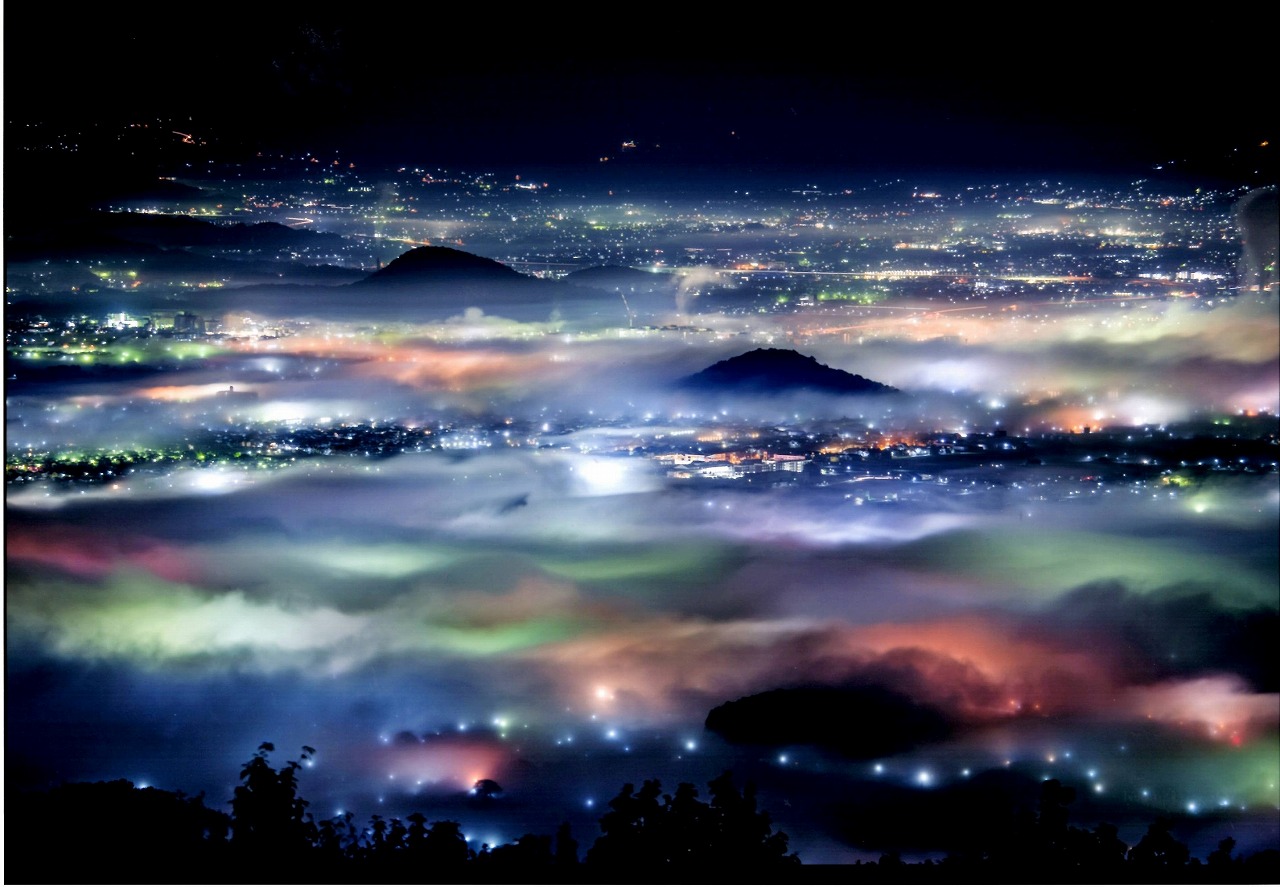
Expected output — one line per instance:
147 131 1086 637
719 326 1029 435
5 210 349 263
680 348 898 395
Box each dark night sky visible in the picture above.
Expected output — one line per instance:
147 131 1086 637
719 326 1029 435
5 9 1273 178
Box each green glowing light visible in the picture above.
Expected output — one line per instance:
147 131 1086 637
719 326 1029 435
885 528 1276 607
303 543 460 579
817 291 882 304
165 341 227 360
430 617 585 655
537 544 733 585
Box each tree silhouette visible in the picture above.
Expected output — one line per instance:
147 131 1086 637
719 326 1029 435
1207 836 1238 868
404 811 429 856
230 742 317 860
584 771 799 867
555 821 579 865
315 810 358 864
1127 816 1190 867
422 819 472 865
476 833 554 866
1083 821 1129 868
585 778 665 865
9 778 232 882
471 777 503 800
28 744 1280 880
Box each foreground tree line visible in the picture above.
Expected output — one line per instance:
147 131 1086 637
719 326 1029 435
6 743 1278 883
7 743 797 883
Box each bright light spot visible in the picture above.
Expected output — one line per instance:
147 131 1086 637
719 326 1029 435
575 457 648 496
1187 801 1198 814
874 763 884 774
916 770 932 786
778 754 789 764
685 740 697 751
190 469 239 494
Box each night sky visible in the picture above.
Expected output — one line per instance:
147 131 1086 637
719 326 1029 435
6 8 1275 177
4 6 1279 871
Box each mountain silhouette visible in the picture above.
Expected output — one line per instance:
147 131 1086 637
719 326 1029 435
680 348 897 394
564 265 676 293
359 246 526 286
6 212 347 263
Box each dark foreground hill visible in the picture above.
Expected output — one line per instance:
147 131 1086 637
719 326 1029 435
680 349 898 395
705 685 950 758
